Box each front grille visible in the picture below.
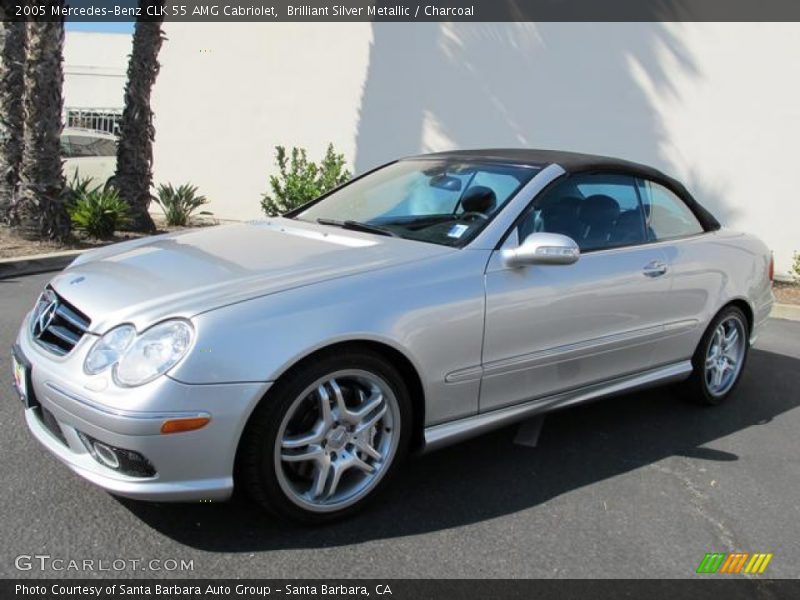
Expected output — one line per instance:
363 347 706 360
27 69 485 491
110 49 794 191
30 287 91 356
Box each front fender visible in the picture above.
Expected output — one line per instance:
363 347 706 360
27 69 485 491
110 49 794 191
169 250 491 426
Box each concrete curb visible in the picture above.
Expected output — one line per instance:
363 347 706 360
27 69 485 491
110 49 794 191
0 250 84 280
771 303 800 322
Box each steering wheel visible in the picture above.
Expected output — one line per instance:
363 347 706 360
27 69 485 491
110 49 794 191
460 211 489 222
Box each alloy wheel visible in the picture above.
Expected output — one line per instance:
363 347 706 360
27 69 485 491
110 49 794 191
704 316 746 397
274 370 400 513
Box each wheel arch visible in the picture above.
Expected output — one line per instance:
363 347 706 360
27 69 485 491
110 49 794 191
682 296 754 406
721 297 754 337
244 339 427 454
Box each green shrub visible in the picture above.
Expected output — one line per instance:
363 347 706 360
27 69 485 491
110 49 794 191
65 172 96 210
260 143 351 216
793 251 800 281
69 187 130 239
154 183 211 226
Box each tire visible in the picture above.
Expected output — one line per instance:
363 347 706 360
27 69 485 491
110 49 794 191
681 305 750 406
237 349 411 523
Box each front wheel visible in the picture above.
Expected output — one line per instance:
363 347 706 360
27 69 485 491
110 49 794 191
237 350 411 522
682 306 749 406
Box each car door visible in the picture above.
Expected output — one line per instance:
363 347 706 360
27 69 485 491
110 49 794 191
480 172 671 412
633 178 713 366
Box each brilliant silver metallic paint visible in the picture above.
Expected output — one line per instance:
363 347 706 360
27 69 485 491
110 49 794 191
425 360 693 452
501 232 580 267
15 163 774 502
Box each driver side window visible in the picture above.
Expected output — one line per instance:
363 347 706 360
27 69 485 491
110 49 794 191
516 173 647 252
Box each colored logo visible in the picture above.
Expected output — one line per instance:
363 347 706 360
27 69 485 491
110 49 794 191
696 552 773 574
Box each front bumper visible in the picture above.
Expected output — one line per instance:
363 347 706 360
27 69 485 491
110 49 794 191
15 314 270 502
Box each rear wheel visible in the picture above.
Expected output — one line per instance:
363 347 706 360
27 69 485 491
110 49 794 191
682 306 749 405
238 350 411 522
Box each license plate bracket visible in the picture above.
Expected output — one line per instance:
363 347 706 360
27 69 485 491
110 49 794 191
11 345 37 409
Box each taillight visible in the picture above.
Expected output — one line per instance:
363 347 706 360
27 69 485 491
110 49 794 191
768 254 774 283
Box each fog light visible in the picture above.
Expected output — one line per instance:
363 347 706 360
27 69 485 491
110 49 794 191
77 431 156 478
92 441 120 469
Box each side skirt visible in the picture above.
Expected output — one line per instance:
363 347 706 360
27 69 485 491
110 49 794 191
422 360 693 453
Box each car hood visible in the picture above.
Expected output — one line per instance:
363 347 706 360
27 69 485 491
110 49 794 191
49 219 453 333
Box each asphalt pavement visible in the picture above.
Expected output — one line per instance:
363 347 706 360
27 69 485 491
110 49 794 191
1 272 799 578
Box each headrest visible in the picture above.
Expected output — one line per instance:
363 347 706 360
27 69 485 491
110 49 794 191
579 194 620 224
461 186 497 214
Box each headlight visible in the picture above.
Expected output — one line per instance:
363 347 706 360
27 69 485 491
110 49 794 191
115 321 193 386
84 320 194 387
84 325 136 375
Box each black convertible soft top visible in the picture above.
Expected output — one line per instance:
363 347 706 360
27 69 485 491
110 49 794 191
411 148 721 231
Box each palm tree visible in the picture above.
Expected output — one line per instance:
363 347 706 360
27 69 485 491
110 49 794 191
12 19 70 241
0 21 26 220
114 2 165 232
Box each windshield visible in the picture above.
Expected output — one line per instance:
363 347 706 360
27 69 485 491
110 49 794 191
293 159 539 246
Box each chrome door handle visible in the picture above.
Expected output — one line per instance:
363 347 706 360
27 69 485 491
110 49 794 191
643 261 668 278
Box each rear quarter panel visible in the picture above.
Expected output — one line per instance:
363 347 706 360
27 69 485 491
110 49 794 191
653 229 774 365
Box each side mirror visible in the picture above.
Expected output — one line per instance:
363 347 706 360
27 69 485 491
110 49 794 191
502 232 580 268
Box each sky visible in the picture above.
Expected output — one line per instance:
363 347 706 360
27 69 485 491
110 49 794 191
65 22 135 34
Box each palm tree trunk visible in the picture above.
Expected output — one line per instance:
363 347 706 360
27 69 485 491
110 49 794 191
114 3 165 232
11 18 70 241
0 21 26 221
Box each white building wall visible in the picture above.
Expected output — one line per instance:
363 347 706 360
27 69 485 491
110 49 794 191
152 22 800 277
63 32 131 110
152 23 372 221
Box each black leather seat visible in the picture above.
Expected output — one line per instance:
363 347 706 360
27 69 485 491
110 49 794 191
610 210 646 245
578 194 620 250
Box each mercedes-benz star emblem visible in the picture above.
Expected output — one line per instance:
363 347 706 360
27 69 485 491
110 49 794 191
32 292 59 339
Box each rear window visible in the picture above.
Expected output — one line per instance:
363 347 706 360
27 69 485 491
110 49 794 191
636 179 704 241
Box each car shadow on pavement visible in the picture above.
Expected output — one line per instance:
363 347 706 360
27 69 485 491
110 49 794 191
117 347 800 551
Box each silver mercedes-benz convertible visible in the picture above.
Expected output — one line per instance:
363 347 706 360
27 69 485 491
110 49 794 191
12 149 774 522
